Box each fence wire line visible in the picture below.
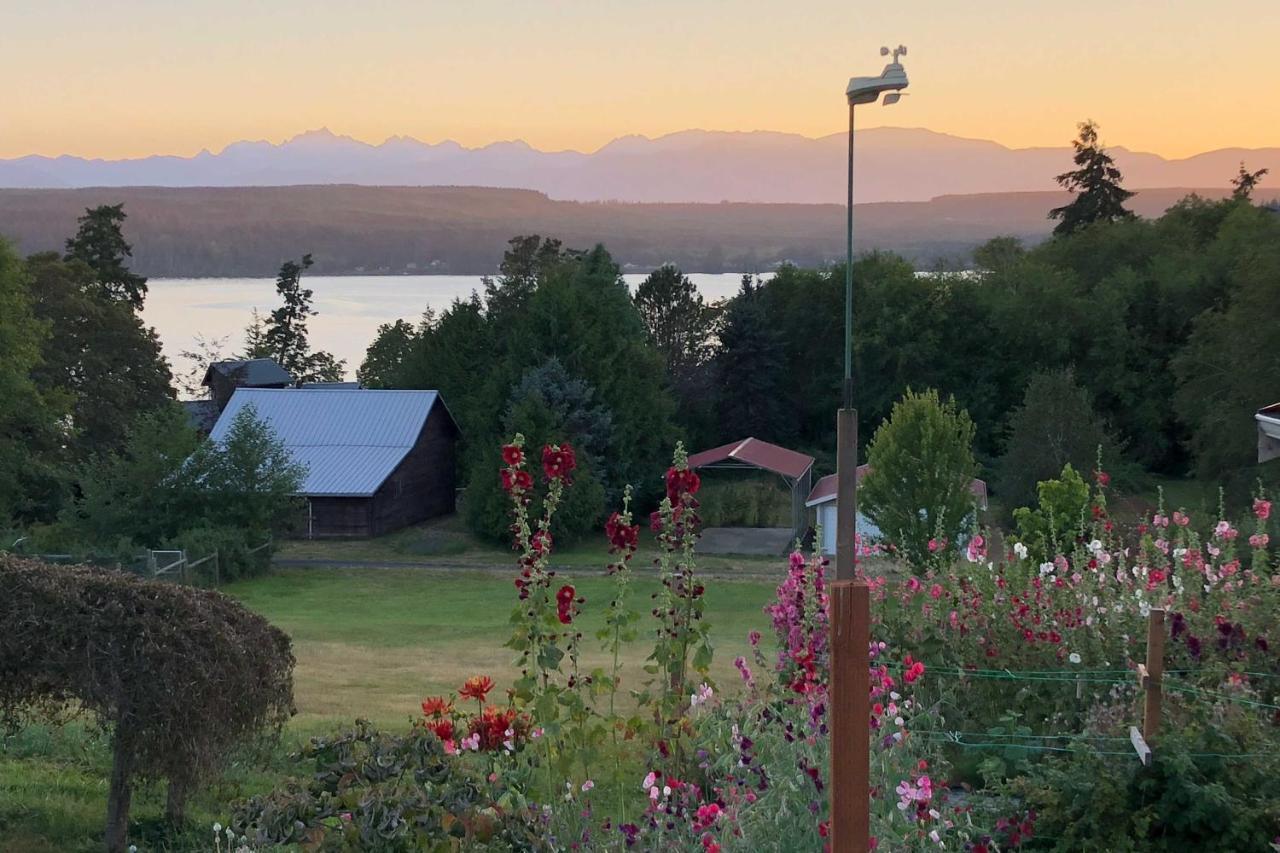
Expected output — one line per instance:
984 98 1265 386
913 735 1278 761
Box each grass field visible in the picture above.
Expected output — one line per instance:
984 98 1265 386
228 567 778 726
275 514 786 574
0 564 780 851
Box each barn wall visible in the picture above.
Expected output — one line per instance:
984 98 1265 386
307 497 373 538
368 406 458 536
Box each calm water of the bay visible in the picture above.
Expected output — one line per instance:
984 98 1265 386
144 273 759 384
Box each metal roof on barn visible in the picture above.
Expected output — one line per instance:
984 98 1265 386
208 388 453 497
686 437 815 480
202 358 293 387
805 467 988 508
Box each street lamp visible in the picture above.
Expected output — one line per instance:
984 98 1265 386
835 45 909 584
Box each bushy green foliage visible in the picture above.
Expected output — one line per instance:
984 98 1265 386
1012 464 1091 561
362 240 674 538
232 721 530 851
860 388 979 569
1008 715 1280 851
0 241 66 523
25 251 173 468
0 556 294 852
995 368 1121 515
696 478 791 528
57 403 303 575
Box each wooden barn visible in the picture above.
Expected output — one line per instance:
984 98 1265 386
208 387 459 538
202 358 293 411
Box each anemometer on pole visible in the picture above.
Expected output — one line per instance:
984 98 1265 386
830 45 911 853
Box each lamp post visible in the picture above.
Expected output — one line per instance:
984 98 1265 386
834 44 909 584
829 46 909 853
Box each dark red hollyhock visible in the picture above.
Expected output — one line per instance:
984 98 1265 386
502 444 525 467
650 510 664 533
531 529 553 556
556 584 576 624
1094 469 1110 487
501 469 534 493
605 511 640 552
665 466 702 503
543 443 578 481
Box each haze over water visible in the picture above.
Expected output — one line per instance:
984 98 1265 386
145 273 757 386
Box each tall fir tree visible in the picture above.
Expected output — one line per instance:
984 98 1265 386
63 203 148 309
259 254 345 382
713 276 790 442
1049 120 1135 236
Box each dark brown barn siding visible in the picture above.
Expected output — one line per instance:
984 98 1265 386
369 406 459 536
306 497 374 538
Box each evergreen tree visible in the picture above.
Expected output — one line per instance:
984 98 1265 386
26 252 173 463
483 235 566 321
633 264 720 443
713 276 793 443
63 203 148 309
0 242 66 522
994 368 1121 515
358 318 421 388
260 254 346 382
1049 121 1135 236
1230 161 1269 201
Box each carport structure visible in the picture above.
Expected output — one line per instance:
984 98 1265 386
686 437 815 543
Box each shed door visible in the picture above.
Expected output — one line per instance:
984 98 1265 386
821 504 837 555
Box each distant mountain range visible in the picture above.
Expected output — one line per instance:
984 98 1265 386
3 128 1277 204
4 184 1276 277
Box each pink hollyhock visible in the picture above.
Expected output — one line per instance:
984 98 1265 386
1255 498 1272 520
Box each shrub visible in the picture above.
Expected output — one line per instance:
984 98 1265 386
231 720 535 851
166 524 270 582
1011 463 1091 561
994 368 1123 516
860 388 980 570
0 556 294 852
1007 713 1280 851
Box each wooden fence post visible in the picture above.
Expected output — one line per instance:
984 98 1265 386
830 579 871 852
1130 607 1165 765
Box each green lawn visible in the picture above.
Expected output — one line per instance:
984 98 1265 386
225 566 778 727
0 565 779 850
275 513 787 574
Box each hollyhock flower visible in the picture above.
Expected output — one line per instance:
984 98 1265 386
929 583 943 599
1255 498 1272 520
501 444 524 467
421 696 452 717
581 780 595 792
1153 513 1169 528
966 534 986 563
1094 469 1110 486
1250 533 1270 549
605 511 639 552
460 675 494 703
665 466 702 502
501 469 533 492
927 538 941 553
1173 511 1190 527
556 584 577 624
542 443 577 481
531 529 553 555
1013 541 1029 560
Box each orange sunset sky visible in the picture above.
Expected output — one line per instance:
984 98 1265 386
4 0 1277 160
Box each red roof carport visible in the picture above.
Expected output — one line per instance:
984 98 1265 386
686 437 815 541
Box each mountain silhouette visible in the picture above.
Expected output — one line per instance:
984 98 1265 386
2 128 1275 204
